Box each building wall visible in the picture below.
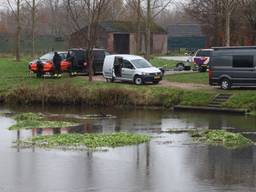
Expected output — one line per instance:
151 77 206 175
107 33 114 53
129 33 136 54
69 27 108 50
168 36 206 50
0 33 68 54
152 34 167 54
70 30 167 55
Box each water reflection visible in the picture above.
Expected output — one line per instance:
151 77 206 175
1 107 256 191
187 145 256 188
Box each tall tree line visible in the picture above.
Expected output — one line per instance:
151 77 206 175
2 0 174 61
185 0 256 47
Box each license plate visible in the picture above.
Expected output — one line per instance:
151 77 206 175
154 76 161 79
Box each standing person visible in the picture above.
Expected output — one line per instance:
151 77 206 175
67 51 77 76
66 51 71 60
53 52 62 77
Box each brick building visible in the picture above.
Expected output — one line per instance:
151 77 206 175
70 21 167 55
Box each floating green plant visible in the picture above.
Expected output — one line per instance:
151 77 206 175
9 113 78 130
23 132 150 149
193 130 254 149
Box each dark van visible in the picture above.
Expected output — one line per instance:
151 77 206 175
69 48 109 74
209 46 256 89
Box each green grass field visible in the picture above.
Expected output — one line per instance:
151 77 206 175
150 58 177 68
164 72 209 84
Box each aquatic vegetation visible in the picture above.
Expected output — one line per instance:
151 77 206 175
23 132 150 149
13 112 43 121
193 130 254 149
9 112 78 130
10 120 78 130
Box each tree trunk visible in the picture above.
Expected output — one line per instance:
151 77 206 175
87 1 93 82
16 0 21 61
136 0 141 54
31 0 36 57
225 11 231 46
145 0 151 60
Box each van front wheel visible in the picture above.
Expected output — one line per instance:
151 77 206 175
134 76 144 85
220 78 231 90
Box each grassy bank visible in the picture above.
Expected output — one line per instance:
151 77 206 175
3 83 215 108
21 132 150 149
0 57 255 112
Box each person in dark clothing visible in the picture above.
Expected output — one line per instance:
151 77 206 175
36 60 44 78
66 51 71 60
67 51 77 76
53 52 62 77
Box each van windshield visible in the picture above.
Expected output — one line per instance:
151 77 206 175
131 59 152 68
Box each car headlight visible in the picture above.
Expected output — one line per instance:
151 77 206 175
142 72 150 76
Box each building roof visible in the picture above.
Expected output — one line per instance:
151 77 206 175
99 21 166 33
72 21 167 35
168 24 204 37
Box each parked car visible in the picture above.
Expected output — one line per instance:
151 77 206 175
193 49 213 72
68 48 109 74
175 60 192 71
29 48 109 77
29 51 69 77
209 46 256 89
103 55 163 85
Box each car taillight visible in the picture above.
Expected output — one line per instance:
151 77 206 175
208 69 213 78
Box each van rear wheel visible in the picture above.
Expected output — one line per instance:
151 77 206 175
220 78 231 90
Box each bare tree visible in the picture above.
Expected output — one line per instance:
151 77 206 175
7 0 24 61
25 0 41 57
185 0 225 46
240 0 256 44
126 0 144 53
145 0 172 59
65 0 108 81
221 0 237 46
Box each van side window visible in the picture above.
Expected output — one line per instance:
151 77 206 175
123 60 134 69
233 55 254 68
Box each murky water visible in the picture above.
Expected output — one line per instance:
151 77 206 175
0 106 256 192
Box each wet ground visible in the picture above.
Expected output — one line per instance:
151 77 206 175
0 106 256 192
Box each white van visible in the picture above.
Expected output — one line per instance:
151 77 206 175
103 55 163 85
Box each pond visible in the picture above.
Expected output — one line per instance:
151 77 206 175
0 106 256 192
